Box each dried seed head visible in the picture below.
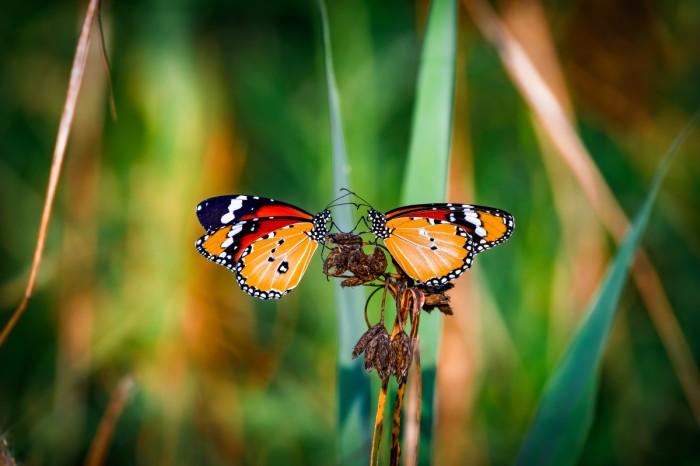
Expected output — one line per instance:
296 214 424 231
391 331 413 383
327 232 364 248
323 234 388 286
352 246 387 280
340 277 366 287
351 323 385 359
423 290 453 315
352 323 394 380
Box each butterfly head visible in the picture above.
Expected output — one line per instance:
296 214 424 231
310 210 332 242
367 209 390 239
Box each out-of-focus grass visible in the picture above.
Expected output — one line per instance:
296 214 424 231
516 115 696 466
0 1 699 465
317 0 372 462
398 0 457 463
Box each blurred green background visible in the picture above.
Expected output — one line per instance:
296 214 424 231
1 0 699 464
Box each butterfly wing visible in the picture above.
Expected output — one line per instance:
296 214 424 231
385 203 514 254
382 216 473 287
196 220 262 272
196 196 329 299
235 221 320 299
196 195 314 231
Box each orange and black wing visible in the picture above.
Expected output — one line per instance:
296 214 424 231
234 221 321 299
195 195 329 299
196 194 314 231
381 216 473 288
369 202 513 287
385 203 514 254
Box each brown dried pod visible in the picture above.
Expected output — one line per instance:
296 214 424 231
340 277 366 287
352 323 394 380
391 330 413 383
323 233 361 276
352 246 387 281
416 281 453 314
351 323 385 358
423 290 453 315
324 233 388 286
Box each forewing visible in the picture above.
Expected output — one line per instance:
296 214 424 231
384 217 473 287
195 221 258 272
195 216 314 270
235 222 319 299
386 203 514 254
196 195 313 230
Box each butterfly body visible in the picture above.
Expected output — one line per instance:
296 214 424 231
368 203 514 287
195 195 330 299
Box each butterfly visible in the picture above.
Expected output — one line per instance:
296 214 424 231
367 203 514 289
195 195 330 299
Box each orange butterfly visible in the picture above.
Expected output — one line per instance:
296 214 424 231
368 203 514 288
195 195 330 299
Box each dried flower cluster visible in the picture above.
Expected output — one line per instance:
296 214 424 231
323 231 458 466
351 324 413 382
323 232 453 382
324 233 387 287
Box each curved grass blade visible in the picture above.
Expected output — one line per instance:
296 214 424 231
400 0 457 462
515 115 698 466
316 0 372 463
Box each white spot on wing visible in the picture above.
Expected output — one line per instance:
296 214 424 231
221 224 244 248
221 197 246 224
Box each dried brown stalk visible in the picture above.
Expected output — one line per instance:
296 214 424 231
390 289 425 466
403 345 422 466
84 377 136 466
0 0 101 348
390 382 407 465
370 379 389 466
327 233 449 465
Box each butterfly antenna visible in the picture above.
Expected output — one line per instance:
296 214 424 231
325 189 356 209
327 200 364 211
328 220 343 234
350 191 375 210
351 216 364 234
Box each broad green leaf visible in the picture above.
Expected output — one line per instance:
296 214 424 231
317 0 372 463
400 0 457 463
515 117 697 466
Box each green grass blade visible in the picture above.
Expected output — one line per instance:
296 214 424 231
317 0 372 463
401 0 457 205
515 115 698 466
400 0 457 463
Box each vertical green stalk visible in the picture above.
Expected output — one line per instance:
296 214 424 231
400 0 457 463
317 0 372 463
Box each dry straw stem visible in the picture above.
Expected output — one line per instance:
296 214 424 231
402 290 424 466
370 379 389 466
0 0 101 347
393 289 424 466
390 382 407 465
403 342 422 466
462 0 700 427
84 377 136 466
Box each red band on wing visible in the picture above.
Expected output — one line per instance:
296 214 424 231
240 205 313 221
387 209 450 222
